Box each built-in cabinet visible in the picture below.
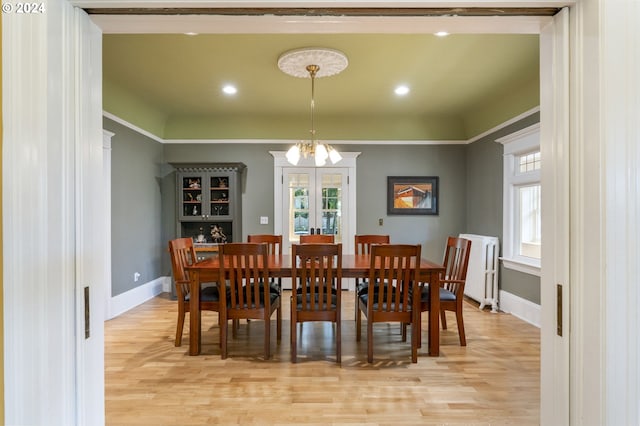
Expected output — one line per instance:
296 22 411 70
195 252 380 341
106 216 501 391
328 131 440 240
173 163 245 250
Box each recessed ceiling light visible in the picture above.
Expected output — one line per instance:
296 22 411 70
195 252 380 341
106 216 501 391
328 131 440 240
222 85 237 95
394 85 410 96
435 31 450 37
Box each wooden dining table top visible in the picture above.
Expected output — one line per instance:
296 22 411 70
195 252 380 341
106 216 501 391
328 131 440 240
185 253 445 357
187 253 444 280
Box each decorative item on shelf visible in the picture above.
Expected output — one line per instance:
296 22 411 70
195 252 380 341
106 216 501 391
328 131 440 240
210 224 227 243
192 205 198 216
195 227 206 243
217 177 227 188
278 47 346 167
196 194 202 201
188 178 201 189
186 193 193 201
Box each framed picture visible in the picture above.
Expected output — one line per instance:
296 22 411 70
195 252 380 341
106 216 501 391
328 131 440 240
387 176 439 215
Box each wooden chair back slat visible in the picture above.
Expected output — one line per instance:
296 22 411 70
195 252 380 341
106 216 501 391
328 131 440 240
354 234 390 255
299 234 335 244
247 234 283 255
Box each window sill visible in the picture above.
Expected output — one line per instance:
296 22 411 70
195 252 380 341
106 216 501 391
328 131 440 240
500 257 541 277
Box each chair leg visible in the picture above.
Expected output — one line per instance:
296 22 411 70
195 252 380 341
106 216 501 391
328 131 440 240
290 297 297 363
276 304 282 342
411 312 418 363
440 309 448 330
455 308 467 346
264 317 271 360
221 316 228 359
356 304 362 342
336 317 341 364
367 319 374 363
401 322 407 342
175 309 185 347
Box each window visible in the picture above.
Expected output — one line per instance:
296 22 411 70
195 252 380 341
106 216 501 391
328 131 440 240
497 124 541 276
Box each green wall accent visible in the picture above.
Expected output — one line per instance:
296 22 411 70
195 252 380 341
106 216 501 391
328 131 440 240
463 75 540 138
103 79 167 137
162 114 467 140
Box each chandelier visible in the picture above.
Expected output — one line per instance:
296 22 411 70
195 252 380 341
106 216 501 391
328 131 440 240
278 48 348 166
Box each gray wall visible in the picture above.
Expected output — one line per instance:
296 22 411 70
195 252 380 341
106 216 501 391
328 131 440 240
109 117 541 305
105 117 164 297
162 143 467 262
465 112 541 304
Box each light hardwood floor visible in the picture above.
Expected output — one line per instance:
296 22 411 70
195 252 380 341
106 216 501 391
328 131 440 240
105 291 540 425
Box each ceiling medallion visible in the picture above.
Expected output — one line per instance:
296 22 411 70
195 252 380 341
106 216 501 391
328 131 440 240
277 47 349 78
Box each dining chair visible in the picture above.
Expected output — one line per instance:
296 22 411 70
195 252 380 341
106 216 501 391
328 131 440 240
418 236 472 346
356 244 421 363
354 235 390 319
168 237 221 347
299 234 335 243
290 243 342 363
247 234 283 295
218 242 282 359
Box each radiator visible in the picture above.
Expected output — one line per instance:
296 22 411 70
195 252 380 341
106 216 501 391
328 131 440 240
458 234 500 312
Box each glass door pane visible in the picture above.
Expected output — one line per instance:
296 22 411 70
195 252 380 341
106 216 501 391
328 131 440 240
318 172 345 244
284 170 316 246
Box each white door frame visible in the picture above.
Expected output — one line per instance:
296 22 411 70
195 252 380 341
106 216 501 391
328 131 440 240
540 8 570 423
17 1 639 424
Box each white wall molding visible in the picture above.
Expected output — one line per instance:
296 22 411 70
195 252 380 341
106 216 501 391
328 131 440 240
104 111 536 146
109 276 169 319
103 110 165 143
499 290 541 328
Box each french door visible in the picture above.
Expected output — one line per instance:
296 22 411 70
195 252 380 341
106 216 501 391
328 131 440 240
282 167 348 251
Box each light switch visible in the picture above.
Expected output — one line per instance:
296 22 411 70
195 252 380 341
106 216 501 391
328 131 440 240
260 216 269 225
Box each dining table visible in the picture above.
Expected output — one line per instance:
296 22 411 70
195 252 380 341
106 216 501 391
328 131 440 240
185 253 445 357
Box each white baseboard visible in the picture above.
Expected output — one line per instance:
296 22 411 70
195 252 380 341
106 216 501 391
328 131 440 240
499 290 541 328
108 276 170 319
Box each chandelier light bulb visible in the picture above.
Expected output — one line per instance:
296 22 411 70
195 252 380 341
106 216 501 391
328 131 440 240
286 144 301 165
315 143 328 166
328 146 342 164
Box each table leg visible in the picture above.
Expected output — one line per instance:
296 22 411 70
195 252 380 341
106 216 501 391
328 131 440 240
429 271 440 356
189 270 201 356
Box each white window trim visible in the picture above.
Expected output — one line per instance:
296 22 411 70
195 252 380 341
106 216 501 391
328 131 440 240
497 123 541 277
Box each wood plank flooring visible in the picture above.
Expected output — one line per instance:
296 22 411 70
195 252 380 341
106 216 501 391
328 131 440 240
105 291 540 425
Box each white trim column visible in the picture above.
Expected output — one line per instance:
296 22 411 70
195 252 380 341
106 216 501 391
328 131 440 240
103 130 114 320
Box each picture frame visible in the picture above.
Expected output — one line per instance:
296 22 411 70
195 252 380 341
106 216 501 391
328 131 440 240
387 176 439 215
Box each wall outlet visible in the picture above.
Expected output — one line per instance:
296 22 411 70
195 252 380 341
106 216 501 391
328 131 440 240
379 218 383 226
134 272 141 282
260 216 269 225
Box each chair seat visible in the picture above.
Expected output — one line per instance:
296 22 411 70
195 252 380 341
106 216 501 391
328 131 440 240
296 285 338 295
420 285 456 302
260 281 281 294
358 292 413 311
184 285 220 302
227 290 280 307
295 293 338 310
357 279 394 296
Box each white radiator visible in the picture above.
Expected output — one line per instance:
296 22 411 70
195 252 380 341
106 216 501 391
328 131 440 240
459 234 500 312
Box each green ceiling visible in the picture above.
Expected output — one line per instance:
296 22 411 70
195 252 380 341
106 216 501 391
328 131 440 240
103 33 539 141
